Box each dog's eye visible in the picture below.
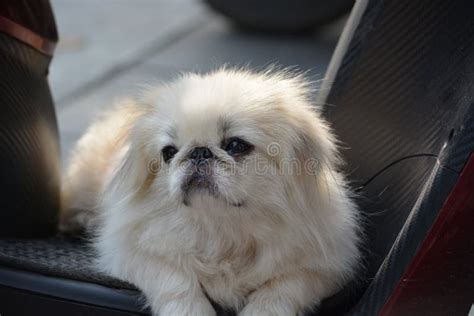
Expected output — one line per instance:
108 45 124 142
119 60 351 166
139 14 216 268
224 137 253 156
162 145 178 162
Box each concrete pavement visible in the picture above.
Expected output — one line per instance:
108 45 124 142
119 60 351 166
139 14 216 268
49 0 344 161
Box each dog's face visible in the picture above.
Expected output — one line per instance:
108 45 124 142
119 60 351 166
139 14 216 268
120 70 338 215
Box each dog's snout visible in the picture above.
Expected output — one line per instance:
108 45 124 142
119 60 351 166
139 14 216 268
189 147 214 161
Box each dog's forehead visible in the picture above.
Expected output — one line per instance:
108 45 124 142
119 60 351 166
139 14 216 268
166 82 236 140
153 73 277 144
152 98 230 145
177 111 224 143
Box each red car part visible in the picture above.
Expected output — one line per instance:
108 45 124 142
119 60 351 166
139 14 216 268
381 155 474 316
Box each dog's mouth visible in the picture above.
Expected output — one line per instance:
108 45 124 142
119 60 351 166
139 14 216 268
180 169 243 208
182 172 215 195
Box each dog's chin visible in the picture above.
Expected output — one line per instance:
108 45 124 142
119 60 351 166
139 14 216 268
182 186 243 209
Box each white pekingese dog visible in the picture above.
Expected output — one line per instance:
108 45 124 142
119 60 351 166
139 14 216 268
60 69 360 316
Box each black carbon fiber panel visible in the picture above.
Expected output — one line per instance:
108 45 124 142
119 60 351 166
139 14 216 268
318 0 474 314
324 0 470 187
0 32 60 237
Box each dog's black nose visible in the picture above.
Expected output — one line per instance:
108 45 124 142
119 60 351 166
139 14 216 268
189 147 214 160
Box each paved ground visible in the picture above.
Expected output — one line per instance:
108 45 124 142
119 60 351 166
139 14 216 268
49 0 345 162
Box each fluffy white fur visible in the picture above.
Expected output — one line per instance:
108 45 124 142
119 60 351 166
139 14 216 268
60 69 360 316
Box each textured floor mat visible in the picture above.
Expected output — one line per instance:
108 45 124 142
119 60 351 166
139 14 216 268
0 235 135 290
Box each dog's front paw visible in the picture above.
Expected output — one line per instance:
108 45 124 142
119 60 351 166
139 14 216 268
157 298 216 316
239 290 299 316
239 301 296 316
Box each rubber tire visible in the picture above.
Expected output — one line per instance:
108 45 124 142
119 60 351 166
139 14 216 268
204 0 354 33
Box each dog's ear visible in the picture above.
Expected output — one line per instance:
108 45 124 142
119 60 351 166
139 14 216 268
296 115 339 173
288 110 342 205
105 122 159 203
